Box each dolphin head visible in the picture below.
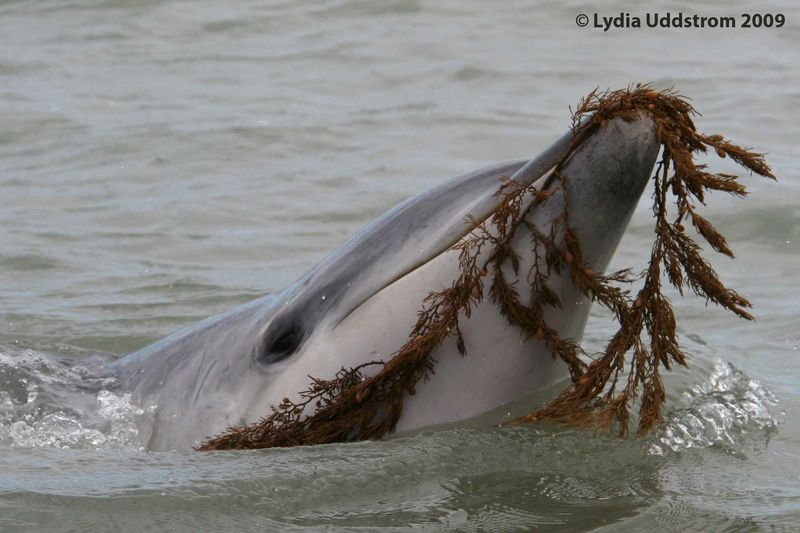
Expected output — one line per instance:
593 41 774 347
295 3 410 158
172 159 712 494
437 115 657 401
113 114 660 450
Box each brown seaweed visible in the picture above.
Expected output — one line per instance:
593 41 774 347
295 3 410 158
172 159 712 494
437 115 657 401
198 85 774 450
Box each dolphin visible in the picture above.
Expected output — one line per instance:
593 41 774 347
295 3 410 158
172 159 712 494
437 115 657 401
111 114 661 451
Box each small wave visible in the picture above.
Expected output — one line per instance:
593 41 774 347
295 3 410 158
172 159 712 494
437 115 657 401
0 348 146 451
649 358 780 456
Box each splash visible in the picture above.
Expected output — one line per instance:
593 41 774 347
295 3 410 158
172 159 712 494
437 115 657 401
0 348 147 451
648 358 779 455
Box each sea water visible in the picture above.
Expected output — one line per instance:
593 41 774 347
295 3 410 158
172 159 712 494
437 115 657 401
1 0 798 530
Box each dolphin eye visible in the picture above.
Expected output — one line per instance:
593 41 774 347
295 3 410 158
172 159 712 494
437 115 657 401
272 328 300 354
259 323 304 365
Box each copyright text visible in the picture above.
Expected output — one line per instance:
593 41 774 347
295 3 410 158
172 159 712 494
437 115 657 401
575 12 786 31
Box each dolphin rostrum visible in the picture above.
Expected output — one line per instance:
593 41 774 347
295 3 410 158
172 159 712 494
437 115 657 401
111 115 661 450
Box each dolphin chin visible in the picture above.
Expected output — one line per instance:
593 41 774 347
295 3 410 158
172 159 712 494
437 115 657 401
112 114 661 451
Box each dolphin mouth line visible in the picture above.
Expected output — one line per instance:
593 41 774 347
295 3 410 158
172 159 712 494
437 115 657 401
253 129 580 364
333 169 557 329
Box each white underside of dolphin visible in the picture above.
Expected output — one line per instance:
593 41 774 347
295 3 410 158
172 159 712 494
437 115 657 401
112 115 661 451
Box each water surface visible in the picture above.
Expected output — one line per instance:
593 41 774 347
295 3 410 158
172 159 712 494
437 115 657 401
1 0 798 530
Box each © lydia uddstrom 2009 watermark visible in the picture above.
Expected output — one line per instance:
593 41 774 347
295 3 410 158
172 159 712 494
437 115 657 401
575 12 786 31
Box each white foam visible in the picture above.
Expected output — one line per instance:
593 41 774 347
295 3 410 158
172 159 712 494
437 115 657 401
0 348 146 451
649 358 779 456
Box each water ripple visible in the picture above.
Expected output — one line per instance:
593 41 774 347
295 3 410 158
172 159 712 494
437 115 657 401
650 359 780 456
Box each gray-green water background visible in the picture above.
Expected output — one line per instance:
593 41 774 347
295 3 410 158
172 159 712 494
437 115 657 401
1 0 798 530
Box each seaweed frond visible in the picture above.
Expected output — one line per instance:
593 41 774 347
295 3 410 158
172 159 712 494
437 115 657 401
197 85 774 450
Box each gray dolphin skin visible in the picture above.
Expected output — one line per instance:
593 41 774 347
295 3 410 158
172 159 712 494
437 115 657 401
111 115 661 451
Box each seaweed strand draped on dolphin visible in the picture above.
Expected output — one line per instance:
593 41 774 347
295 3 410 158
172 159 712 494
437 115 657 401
112 115 661 451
